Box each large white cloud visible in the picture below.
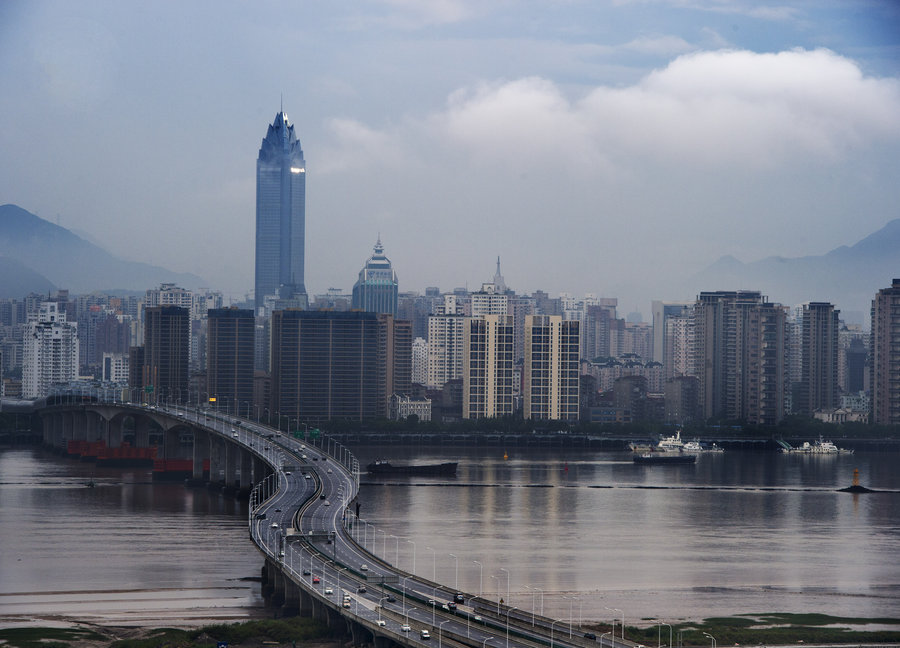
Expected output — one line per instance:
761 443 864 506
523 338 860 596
313 48 900 303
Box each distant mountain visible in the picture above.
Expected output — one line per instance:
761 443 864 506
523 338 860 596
686 218 900 322
0 204 204 295
0 255 56 298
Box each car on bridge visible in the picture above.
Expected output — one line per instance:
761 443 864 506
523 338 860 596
324 587 333 595
420 630 430 640
376 620 386 627
401 625 411 633
313 576 320 584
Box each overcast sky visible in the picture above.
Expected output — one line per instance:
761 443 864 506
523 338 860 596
1 1 899 313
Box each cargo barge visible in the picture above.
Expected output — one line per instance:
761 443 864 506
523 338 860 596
366 461 458 476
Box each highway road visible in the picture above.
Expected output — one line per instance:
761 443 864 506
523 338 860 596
155 404 632 648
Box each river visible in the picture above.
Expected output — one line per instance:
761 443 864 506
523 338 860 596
1 444 898 628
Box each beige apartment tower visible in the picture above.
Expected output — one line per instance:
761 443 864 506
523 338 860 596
463 315 514 419
523 315 580 421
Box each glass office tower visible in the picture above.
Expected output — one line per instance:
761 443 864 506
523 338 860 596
255 112 307 309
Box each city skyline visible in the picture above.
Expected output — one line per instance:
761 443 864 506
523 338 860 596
2 2 898 314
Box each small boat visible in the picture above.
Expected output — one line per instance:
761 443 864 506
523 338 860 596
366 461 458 476
781 436 853 455
633 453 696 465
683 440 725 453
656 430 685 452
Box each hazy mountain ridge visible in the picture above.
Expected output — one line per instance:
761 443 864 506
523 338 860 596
687 218 900 320
0 204 205 295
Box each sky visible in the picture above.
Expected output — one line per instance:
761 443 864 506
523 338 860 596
1 1 899 314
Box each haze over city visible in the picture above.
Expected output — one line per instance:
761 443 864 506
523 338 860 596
2 1 899 312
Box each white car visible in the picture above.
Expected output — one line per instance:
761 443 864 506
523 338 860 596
360 564 368 571
401 624 411 633
421 630 431 640
270 522 279 529
324 587 333 595
376 620 386 627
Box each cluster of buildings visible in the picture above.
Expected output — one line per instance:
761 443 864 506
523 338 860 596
4 111 899 428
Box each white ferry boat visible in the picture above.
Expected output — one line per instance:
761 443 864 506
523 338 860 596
656 430 685 452
781 436 853 454
683 440 725 453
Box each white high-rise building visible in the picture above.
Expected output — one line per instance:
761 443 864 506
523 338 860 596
23 302 79 399
426 314 467 388
411 337 428 386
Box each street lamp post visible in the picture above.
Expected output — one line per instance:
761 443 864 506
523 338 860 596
402 576 413 614
405 607 417 627
407 539 416 575
601 632 612 648
449 553 459 591
426 546 436 581
390 535 400 565
703 633 716 648
483 637 495 648
551 619 568 648
606 607 625 642
473 561 483 596
500 567 510 608
439 620 451 648
505 607 518 648
658 621 672 648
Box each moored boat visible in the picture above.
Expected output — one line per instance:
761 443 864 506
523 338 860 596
781 436 853 454
633 452 696 465
366 461 459 476
656 430 685 452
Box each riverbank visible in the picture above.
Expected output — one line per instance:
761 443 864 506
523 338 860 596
2 613 899 648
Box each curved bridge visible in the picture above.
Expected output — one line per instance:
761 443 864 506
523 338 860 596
37 399 638 648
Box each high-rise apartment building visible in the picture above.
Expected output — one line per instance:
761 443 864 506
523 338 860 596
692 291 787 425
207 308 255 416
376 314 413 416
523 315 580 421
22 302 79 398
463 314 514 419
651 301 692 376
270 310 380 421
411 337 428 386
255 111 307 309
352 238 399 315
142 305 190 404
426 313 467 388
797 302 839 416
871 279 900 424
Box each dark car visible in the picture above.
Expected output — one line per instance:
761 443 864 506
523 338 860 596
357 586 367 593
454 593 465 603
584 633 597 640
447 602 457 611
386 595 396 602
254 512 266 520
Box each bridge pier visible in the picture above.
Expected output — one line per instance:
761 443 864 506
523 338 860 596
224 440 239 493
281 579 300 617
240 449 253 492
192 429 209 481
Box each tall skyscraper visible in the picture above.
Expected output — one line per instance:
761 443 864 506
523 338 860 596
523 315 580 421
797 302 839 416
270 311 380 421
871 279 900 425
207 308 255 415
692 291 787 425
351 238 399 315
142 305 190 405
255 111 307 309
